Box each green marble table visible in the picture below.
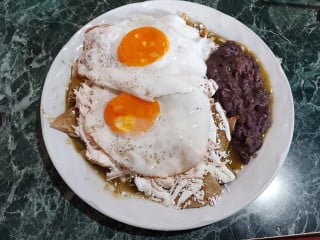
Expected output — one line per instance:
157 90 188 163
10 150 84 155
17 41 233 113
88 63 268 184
1 0 320 239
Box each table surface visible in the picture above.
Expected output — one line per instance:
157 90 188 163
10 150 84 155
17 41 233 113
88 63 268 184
1 0 320 239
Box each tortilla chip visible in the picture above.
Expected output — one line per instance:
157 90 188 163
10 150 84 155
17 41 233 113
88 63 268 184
50 107 77 137
182 174 222 208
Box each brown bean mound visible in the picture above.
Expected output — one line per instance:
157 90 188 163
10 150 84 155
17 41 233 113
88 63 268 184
206 41 271 164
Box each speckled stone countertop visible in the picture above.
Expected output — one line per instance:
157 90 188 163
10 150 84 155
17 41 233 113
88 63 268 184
1 0 320 239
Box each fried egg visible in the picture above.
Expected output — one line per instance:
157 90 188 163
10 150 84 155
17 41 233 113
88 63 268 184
77 15 215 101
76 83 211 177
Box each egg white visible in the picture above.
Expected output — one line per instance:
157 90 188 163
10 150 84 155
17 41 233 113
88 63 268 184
77 15 215 101
76 83 211 177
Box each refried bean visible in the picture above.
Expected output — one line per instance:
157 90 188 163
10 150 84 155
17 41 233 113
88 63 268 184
206 41 271 164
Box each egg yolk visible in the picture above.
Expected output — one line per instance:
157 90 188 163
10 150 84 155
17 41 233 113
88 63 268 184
117 27 169 66
104 93 160 135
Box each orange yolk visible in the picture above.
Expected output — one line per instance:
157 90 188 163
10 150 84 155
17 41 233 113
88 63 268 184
117 26 169 66
104 93 160 135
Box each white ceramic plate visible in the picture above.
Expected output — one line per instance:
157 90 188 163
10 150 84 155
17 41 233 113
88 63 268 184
40 0 294 231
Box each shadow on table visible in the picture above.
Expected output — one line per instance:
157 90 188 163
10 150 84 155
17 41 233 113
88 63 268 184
35 105 198 237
